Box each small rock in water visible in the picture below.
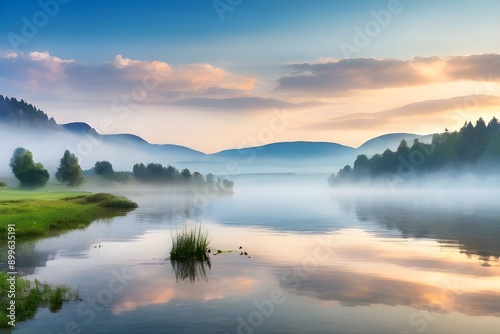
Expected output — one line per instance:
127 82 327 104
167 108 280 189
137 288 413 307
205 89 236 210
239 246 242 249
244 251 248 255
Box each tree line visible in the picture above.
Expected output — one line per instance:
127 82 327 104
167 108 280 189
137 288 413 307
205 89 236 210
5 147 234 192
0 95 59 129
329 117 500 187
93 160 233 190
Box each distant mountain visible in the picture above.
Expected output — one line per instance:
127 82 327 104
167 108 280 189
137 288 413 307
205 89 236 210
61 122 205 161
1 94 441 175
61 122 100 137
62 122 147 144
357 133 433 156
212 141 354 160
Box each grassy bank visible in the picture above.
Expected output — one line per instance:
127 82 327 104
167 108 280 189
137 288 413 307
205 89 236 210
0 272 77 328
0 188 138 240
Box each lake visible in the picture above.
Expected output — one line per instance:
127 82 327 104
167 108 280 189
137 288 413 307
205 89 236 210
7 182 500 334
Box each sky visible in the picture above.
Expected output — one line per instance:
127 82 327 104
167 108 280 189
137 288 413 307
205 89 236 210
1 0 500 153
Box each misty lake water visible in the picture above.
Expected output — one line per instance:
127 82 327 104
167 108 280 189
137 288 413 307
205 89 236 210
6 180 500 334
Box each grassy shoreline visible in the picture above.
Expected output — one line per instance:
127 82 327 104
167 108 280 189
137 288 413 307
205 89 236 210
0 272 78 328
0 188 138 240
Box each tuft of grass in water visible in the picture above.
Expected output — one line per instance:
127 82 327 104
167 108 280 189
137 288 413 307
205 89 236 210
170 224 210 261
0 272 78 328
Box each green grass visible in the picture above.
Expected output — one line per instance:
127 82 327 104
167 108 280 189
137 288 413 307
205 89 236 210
170 224 210 261
0 188 138 240
0 272 77 328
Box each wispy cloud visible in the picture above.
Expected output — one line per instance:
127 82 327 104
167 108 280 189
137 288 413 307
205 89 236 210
277 54 500 95
304 95 500 131
173 96 295 111
0 51 256 103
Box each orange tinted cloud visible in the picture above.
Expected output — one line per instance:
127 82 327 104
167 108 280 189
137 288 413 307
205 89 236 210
304 95 500 131
277 54 500 95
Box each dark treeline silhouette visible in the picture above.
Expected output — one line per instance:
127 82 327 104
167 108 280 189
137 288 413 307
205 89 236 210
133 162 234 191
93 161 132 183
0 95 59 129
329 117 500 187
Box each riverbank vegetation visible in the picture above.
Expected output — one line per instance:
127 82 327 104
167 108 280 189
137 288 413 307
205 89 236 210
0 188 137 240
0 272 78 328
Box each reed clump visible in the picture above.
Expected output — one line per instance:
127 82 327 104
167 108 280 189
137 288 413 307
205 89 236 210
170 224 210 261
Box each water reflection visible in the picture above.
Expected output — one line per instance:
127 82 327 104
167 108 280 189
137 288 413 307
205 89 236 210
9 188 500 333
170 258 211 283
333 190 500 262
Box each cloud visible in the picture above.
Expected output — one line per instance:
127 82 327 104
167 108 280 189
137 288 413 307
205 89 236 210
276 54 500 95
108 54 255 92
0 50 256 102
173 96 294 110
0 50 18 59
281 268 500 316
304 95 500 131
28 51 75 64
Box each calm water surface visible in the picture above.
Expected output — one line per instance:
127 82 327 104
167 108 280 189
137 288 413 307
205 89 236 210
7 184 500 333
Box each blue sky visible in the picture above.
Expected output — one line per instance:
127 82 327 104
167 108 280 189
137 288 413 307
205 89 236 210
1 0 500 151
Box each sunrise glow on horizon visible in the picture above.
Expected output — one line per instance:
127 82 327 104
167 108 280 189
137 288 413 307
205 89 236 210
1 0 500 153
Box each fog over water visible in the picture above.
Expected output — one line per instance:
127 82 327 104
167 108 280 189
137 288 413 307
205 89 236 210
2 182 498 333
2 124 500 333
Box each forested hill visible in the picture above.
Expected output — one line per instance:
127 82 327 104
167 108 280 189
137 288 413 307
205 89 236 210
328 117 500 187
0 95 59 129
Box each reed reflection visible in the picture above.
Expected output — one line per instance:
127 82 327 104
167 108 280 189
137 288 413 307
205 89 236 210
170 258 211 283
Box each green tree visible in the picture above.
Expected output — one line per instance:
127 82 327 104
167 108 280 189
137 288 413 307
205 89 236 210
132 163 146 181
94 161 114 178
222 179 234 191
192 172 205 188
181 168 193 183
487 117 500 134
165 165 179 183
55 150 84 186
9 147 49 187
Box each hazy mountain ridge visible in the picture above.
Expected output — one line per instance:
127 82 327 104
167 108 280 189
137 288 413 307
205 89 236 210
1 95 431 174
357 133 433 156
